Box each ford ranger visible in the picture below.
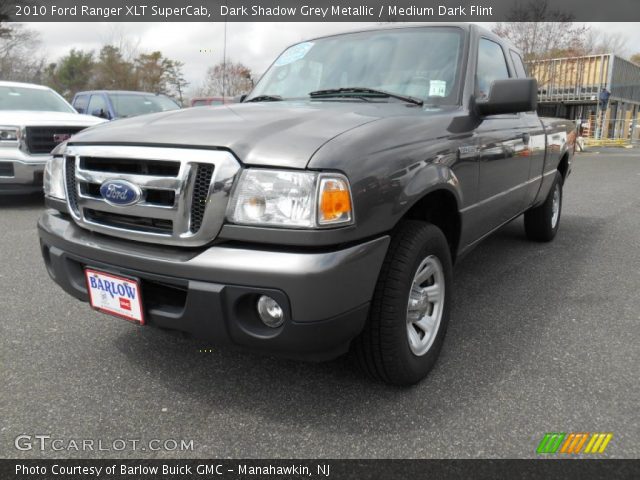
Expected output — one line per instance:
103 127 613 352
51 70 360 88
38 24 574 385
0 81 105 194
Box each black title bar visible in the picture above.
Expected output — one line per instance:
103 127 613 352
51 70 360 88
5 0 640 22
2 459 640 480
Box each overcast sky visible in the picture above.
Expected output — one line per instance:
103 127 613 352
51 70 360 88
27 22 640 95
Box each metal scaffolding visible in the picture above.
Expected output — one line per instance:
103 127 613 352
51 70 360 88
527 54 640 143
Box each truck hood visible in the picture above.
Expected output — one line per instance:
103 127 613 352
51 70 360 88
0 110 107 127
67 101 434 168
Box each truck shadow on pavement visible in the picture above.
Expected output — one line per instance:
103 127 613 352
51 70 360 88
0 193 44 209
111 214 604 436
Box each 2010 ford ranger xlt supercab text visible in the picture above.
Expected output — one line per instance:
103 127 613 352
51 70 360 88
38 24 575 385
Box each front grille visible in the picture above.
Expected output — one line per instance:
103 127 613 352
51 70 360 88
85 209 173 234
25 126 86 154
0 162 14 177
65 156 79 214
190 164 215 233
80 157 180 176
64 145 240 247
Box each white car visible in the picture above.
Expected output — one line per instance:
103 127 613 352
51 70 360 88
0 81 106 195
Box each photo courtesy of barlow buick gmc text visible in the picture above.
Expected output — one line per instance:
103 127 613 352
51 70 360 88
1 0 639 478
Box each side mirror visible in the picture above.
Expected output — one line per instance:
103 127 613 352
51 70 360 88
92 108 109 119
475 78 537 116
236 94 247 103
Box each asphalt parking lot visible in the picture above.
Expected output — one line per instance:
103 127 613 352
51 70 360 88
1 150 638 459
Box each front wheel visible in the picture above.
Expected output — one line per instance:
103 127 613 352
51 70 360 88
524 171 563 242
354 220 452 386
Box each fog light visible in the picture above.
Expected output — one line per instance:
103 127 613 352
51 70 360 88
257 295 284 328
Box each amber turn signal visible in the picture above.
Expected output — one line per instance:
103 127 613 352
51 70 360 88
318 177 353 225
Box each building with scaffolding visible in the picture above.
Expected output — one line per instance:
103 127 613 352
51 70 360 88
527 54 640 144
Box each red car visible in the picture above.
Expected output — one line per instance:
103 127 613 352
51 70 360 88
190 96 231 107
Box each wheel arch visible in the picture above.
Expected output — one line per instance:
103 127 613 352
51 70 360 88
401 187 462 263
557 152 570 183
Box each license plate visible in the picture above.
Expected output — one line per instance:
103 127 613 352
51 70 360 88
85 269 144 325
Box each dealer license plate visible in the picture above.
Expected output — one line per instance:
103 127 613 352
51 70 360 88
85 269 144 325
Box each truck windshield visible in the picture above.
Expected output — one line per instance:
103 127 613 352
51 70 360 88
108 94 180 118
0 86 75 112
247 27 465 105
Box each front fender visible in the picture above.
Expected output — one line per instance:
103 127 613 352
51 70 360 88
394 159 462 218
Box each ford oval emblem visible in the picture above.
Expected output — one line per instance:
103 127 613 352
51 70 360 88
99 180 142 206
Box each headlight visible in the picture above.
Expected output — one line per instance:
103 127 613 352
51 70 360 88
0 126 20 142
44 157 66 200
227 169 353 228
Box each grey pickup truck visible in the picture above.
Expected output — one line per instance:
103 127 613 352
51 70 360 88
39 24 575 385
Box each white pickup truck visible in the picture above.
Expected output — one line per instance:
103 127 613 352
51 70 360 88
0 81 105 195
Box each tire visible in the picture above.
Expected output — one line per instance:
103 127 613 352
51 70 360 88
524 171 563 242
354 220 453 386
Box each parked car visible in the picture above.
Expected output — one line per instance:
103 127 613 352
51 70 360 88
190 96 230 107
71 91 180 120
39 24 575 385
0 81 106 195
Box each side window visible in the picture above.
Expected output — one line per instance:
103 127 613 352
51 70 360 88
73 95 89 113
510 50 528 78
476 38 510 99
87 94 108 117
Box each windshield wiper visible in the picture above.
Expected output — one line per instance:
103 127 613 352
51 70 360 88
309 87 424 106
244 95 283 103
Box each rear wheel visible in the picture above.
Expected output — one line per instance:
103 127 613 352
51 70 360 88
524 171 563 242
354 220 452 386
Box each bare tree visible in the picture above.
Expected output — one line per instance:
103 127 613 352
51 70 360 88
165 60 189 106
583 29 630 57
0 23 45 82
100 25 141 63
200 60 254 97
492 0 589 61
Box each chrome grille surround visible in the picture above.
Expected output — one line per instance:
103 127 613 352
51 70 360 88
63 145 241 247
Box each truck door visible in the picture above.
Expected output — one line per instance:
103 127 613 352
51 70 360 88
73 94 89 114
474 38 533 232
509 50 547 210
87 93 110 120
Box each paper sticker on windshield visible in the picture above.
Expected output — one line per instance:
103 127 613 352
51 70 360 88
274 42 314 67
429 80 447 97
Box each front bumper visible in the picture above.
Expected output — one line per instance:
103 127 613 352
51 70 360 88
38 211 390 360
0 149 49 194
